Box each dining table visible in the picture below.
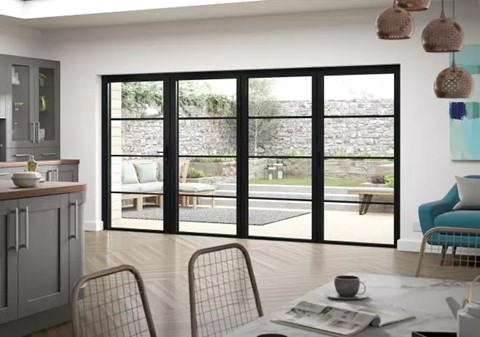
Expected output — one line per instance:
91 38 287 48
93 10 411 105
226 273 468 337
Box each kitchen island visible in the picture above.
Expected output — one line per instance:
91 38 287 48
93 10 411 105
0 180 86 337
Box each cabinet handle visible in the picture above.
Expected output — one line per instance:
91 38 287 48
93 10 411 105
14 207 19 252
30 122 35 143
13 154 31 157
25 206 29 250
70 200 78 240
42 153 58 156
36 122 41 144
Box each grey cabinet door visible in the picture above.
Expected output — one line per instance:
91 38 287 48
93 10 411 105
2 55 60 152
34 147 60 161
0 200 19 325
17 195 69 318
68 192 85 291
4 55 36 150
35 59 60 149
58 164 78 182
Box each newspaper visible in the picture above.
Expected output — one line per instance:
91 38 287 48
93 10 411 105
271 301 415 336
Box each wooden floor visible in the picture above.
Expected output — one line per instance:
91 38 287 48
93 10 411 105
29 231 464 337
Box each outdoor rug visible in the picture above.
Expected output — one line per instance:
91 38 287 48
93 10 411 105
122 207 309 226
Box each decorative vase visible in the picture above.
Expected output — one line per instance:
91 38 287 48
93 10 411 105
39 96 47 112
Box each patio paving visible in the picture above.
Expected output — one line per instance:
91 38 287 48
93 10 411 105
113 207 393 245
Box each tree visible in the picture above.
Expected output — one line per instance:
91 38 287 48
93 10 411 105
248 79 280 156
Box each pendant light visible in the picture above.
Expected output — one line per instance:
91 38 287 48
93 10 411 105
434 54 474 98
422 0 464 52
375 0 414 40
396 0 431 11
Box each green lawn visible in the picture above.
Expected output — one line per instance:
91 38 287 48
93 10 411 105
249 178 364 186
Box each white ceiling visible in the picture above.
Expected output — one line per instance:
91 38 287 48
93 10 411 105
0 0 444 30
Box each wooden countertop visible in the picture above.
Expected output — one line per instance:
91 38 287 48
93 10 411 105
0 160 79 168
0 180 86 200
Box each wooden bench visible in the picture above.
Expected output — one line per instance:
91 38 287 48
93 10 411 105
122 194 163 211
347 187 394 215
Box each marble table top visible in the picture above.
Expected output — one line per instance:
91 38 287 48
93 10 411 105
226 273 469 337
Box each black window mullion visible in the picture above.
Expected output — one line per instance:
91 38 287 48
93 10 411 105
102 79 111 230
394 68 401 246
313 73 324 243
163 78 179 234
238 76 249 238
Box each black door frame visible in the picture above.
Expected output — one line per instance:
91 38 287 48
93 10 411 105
102 64 400 248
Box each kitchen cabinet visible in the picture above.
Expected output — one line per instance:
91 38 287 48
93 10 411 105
2 55 60 161
0 181 86 336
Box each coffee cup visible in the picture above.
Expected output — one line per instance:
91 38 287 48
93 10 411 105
334 275 366 298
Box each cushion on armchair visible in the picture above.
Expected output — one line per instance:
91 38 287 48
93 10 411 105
434 210 480 229
453 176 480 210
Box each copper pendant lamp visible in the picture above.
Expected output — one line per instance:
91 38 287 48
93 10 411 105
396 0 431 11
434 55 474 99
422 0 464 52
375 0 414 40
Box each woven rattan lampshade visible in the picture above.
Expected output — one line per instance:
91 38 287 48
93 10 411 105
396 0 431 11
434 61 474 98
375 3 414 40
422 0 464 52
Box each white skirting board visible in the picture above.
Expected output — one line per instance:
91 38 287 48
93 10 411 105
397 238 422 252
84 220 103 231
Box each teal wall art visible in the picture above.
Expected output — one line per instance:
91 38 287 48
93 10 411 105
450 45 480 160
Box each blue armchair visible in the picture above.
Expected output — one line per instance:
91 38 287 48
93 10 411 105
418 175 480 248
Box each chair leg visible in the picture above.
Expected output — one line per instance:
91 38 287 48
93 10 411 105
193 196 197 210
440 245 448 266
211 196 215 208
134 197 144 211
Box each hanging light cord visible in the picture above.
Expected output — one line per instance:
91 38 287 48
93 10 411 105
452 0 456 66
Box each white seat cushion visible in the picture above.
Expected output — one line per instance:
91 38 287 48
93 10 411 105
179 183 215 193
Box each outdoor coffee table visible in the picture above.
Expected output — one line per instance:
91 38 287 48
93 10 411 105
226 273 463 337
347 187 394 215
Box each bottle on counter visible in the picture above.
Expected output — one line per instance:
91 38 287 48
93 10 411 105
26 155 37 172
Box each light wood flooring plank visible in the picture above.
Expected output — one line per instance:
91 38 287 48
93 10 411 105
29 231 471 337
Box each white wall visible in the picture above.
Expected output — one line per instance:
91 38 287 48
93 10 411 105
0 22 44 57
15 0 480 246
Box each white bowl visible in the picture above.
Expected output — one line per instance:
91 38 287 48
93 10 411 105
11 172 42 188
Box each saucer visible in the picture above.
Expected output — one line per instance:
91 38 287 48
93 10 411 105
327 293 369 301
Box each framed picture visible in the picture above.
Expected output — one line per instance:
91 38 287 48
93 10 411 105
450 45 480 161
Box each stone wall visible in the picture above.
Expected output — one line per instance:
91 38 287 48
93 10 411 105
120 99 394 179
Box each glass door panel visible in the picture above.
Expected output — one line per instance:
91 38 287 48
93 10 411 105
247 76 312 240
109 81 164 231
11 65 31 143
38 67 55 142
323 74 395 245
177 79 237 235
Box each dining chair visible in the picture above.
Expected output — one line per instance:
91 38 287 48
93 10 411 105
416 226 480 280
71 264 157 337
188 243 263 337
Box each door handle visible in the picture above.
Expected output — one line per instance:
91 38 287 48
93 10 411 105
25 206 29 250
70 200 78 240
14 207 19 252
